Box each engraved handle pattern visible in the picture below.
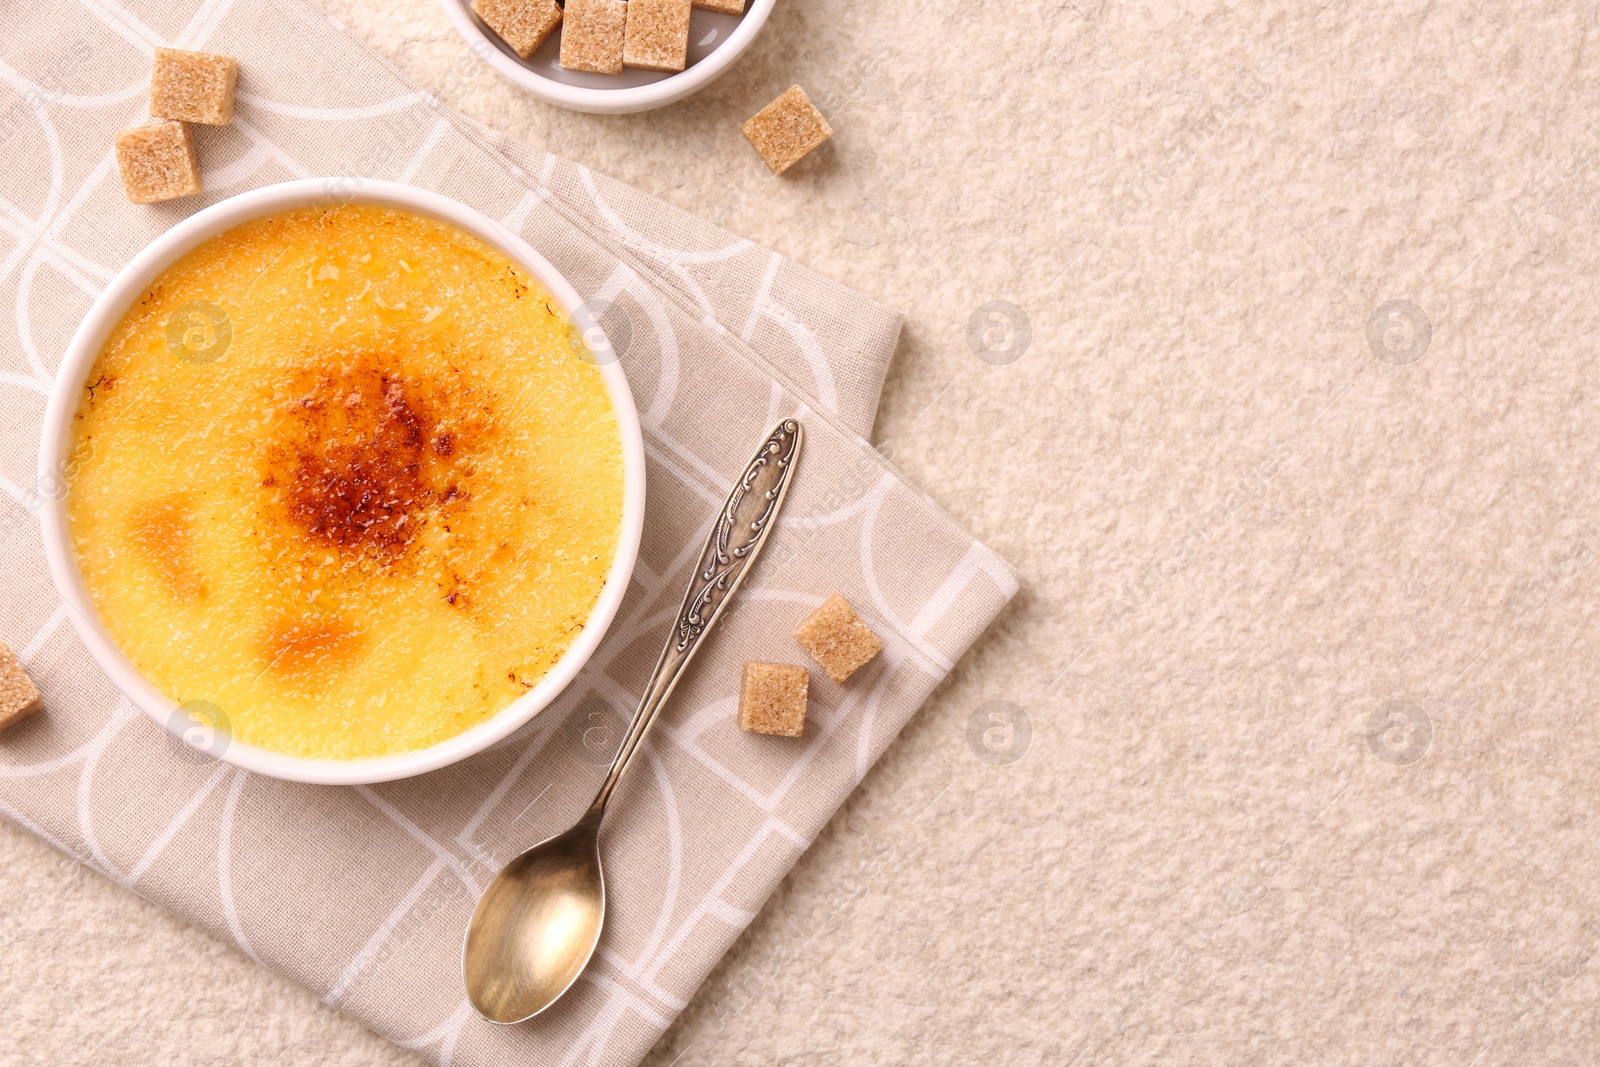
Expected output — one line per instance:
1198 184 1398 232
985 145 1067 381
587 419 804 819
676 419 801 653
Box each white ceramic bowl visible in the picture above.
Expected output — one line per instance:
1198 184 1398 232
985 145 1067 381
38 179 646 786
441 0 776 114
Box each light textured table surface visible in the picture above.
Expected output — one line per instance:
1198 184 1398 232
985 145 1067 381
9 0 1600 1063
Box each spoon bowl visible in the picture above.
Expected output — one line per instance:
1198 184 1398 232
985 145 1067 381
463 813 604 1023
462 420 804 1023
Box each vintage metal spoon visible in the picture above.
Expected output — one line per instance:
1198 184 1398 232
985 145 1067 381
463 418 804 1024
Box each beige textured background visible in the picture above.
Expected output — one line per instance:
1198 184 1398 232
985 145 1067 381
7 0 1600 1063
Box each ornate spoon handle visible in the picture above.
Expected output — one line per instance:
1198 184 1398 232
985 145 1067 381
586 419 804 818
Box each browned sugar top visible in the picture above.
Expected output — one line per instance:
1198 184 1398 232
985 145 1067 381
262 348 493 567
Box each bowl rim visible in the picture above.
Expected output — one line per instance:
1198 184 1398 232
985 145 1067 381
438 0 777 115
37 178 646 786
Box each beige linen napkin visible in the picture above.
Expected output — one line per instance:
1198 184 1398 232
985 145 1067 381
0 2 1016 1064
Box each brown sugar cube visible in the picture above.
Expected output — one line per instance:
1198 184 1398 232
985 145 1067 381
738 662 808 737
624 0 692 73
114 121 203 204
742 85 832 175
693 0 745 13
560 0 628 75
149 48 237 125
793 594 882 683
472 0 562 59
0 642 42 733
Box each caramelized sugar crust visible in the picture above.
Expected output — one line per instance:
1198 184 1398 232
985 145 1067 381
265 350 489 565
126 493 206 601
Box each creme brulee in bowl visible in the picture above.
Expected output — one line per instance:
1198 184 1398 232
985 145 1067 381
40 181 645 784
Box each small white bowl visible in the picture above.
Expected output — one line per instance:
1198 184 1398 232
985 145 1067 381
440 0 776 114
37 179 646 786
